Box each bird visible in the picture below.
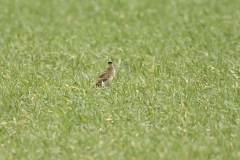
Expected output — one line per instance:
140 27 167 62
92 62 115 88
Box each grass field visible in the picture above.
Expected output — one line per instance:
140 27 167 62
0 0 240 159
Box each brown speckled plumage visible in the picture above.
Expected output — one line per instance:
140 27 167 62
92 62 115 88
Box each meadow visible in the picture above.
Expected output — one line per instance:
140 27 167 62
0 0 240 159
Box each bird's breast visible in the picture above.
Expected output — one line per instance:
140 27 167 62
109 76 114 81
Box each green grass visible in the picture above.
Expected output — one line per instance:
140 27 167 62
0 0 240 159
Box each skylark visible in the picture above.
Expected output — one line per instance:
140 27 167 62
92 62 115 88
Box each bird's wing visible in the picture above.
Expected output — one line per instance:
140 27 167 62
98 71 110 79
92 71 110 87
93 78 107 87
